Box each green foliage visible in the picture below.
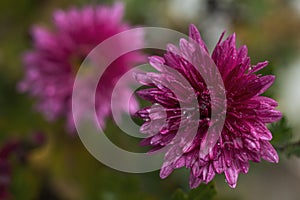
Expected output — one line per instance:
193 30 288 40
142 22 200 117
270 117 300 158
171 182 217 200
10 163 41 200
0 0 299 199
172 189 187 200
270 117 293 147
280 143 300 158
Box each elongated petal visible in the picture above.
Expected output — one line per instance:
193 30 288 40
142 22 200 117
136 25 281 190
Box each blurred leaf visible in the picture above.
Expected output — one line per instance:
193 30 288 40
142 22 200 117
171 189 187 200
270 117 300 158
171 182 216 200
282 143 300 158
270 116 293 147
189 182 217 200
37 132 159 200
10 163 41 200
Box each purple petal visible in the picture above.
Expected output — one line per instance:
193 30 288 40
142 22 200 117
189 24 209 53
249 61 269 73
160 164 174 179
225 164 238 188
260 140 279 163
189 173 203 189
149 56 166 72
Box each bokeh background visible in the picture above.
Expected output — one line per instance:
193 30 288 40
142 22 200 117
1 0 300 199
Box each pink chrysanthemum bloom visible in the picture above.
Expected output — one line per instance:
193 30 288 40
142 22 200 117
19 3 143 133
135 25 281 188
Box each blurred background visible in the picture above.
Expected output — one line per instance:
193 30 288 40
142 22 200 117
0 0 300 199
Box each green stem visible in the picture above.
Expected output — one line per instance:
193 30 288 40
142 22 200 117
275 140 300 153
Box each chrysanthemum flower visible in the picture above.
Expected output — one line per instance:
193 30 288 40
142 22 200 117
19 3 143 133
135 25 281 188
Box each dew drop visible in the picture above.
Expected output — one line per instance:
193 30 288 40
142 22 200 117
238 112 243 118
200 104 206 109
160 129 168 134
225 157 230 164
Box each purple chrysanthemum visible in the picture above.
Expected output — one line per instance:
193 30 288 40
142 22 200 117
135 25 281 188
19 3 144 133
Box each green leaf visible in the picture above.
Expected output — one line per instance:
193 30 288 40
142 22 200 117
270 116 293 147
283 144 300 157
270 116 300 158
171 189 187 200
171 182 216 200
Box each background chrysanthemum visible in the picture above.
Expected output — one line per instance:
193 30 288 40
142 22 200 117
136 24 282 188
19 3 144 133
